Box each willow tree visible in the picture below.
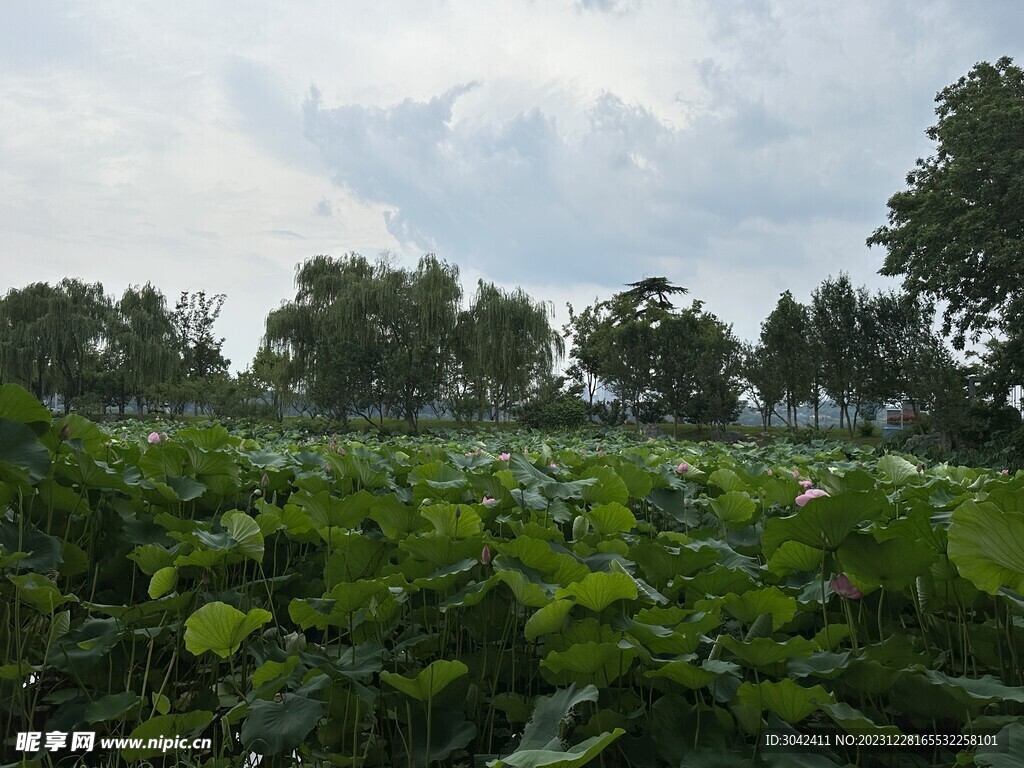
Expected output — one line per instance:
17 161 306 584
0 282 57 401
107 283 176 415
456 281 564 421
264 254 381 425
375 255 462 431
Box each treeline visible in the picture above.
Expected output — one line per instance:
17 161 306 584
0 258 970 438
0 281 230 417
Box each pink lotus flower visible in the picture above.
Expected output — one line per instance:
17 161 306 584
481 496 497 507
480 546 492 566
499 452 511 461
795 488 829 506
792 469 800 479
148 431 162 444
799 480 814 489
830 573 863 600
550 463 558 470
676 462 689 474
767 469 773 475
465 452 474 457
1002 469 1010 476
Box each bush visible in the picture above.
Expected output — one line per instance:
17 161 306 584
519 393 588 430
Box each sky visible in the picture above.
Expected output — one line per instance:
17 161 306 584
2 1 1021 372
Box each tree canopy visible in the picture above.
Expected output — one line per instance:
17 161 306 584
868 56 1024 351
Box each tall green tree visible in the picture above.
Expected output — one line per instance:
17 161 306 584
42 279 111 412
107 283 176 415
760 291 813 427
456 281 563 422
375 255 462 431
810 274 874 435
0 282 57 401
265 254 379 425
868 57 1024 370
599 278 687 430
563 301 610 417
741 342 785 430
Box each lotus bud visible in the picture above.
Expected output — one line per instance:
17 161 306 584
261 472 270 489
147 431 161 444
58 423 71 442
454 506 461 520
676 461 689 474
572 515 589 542
480 545 492 566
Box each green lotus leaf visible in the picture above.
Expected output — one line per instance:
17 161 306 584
761 490 887 556
708 468 746 493
584 502 637 536
721 587 797 631
517 684 599 751
148 566 178 599
0 522 63 573
541 642 637 686
975 723 1024 768
489 728 625 768
251 655 300 691
579 466 629 506
421 504 483 538
720 635 814 669
913 668 1024 707
164 475 207 502
121 711 214 760
381 659 468 701
223 511 265 561
766 540 822 577
555 572 637 612
0 419 50 482
837 532 936 592
0 383 51 428
948 499 1024 594
524 598 575 640
876 454 920 486
84 692 142 724
736 679 834 723
708 491 756 525
241 694 325 756
787 651 854 680
645 658 740 689
496 569 552 608
9 573 78 613
500 537 589 584
819 701 900 735
439 574 501 612
613 463 654 499
183 601 272 658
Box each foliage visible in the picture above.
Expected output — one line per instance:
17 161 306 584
3 383 1023 766
517 376 588 430
869 56 1024 353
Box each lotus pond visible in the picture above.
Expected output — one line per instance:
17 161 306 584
1 383 1023 767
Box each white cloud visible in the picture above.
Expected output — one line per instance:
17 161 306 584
0 1 1020 370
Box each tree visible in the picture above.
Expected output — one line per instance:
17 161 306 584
599 278 688 430
0 282 58 402
868 57 1024 357
760 291 813 427
265 254 379 426
741 342 785 430
170 291 229 415
375 255 462 431
108 284 176 415
810 274 874 435
455 281 563 421
563 301 610 417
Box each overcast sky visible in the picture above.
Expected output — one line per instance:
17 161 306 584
2 1 1021 372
